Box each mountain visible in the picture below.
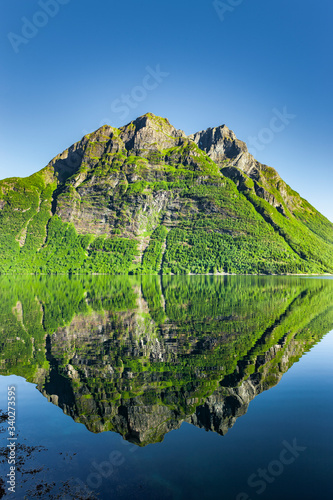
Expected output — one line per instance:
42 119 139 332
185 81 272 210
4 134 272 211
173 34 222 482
1 275 333 445
1 112 333 275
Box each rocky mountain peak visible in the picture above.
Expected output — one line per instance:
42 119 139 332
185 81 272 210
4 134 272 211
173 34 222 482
190 124 248 165
47 114 186 184
118 112 186 152
189 122 287 210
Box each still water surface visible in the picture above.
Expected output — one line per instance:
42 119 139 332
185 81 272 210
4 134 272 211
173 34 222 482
0 275 332 499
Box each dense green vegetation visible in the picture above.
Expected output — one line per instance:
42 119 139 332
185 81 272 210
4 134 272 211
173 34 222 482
141 225 168 273
1 113 333 275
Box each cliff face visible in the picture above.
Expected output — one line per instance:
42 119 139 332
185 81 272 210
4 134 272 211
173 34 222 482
1 112 333 275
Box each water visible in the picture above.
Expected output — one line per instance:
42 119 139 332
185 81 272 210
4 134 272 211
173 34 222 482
0 275 332 499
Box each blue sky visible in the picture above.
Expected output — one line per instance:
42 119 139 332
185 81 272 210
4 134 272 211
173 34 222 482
1 0 332 220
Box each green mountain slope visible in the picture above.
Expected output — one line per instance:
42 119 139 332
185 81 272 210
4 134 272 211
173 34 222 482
0 113 332 275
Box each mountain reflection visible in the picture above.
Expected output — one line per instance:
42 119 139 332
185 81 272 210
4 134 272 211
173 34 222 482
1 275 332 446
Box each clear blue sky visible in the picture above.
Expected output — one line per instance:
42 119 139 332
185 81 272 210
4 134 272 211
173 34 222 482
1 0 332 220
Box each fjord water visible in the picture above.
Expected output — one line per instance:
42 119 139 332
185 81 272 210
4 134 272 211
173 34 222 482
0 275 332 499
